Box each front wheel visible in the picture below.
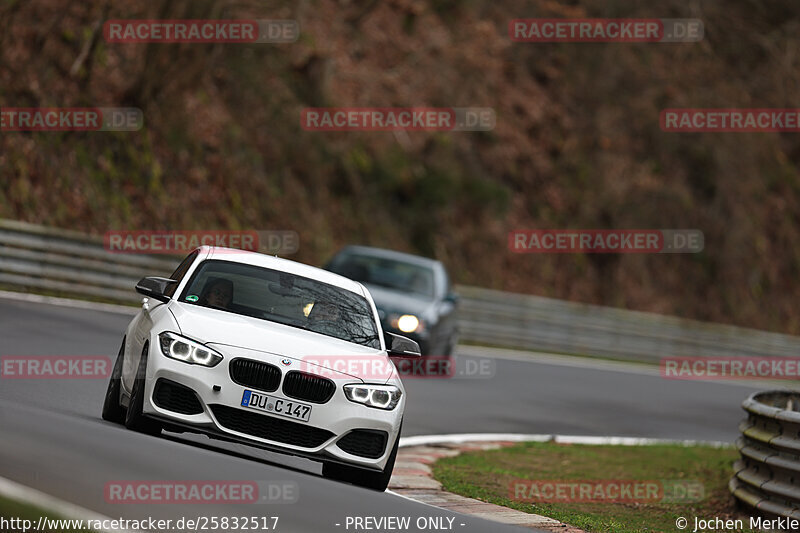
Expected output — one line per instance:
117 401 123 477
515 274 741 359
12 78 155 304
124 343 162 436
101 338 126 424
322 426 400 491
441 331 458 356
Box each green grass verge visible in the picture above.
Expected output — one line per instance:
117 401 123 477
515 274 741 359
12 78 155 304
431 441 755 533
0 494 100 533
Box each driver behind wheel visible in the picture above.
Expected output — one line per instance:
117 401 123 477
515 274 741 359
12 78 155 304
199 278 234 310
307 301 341 335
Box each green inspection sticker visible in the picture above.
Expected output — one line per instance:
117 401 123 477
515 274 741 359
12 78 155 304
186 295 199 302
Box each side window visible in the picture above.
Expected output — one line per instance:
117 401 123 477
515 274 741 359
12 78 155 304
164 251 198 297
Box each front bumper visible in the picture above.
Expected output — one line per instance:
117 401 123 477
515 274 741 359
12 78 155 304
141 340 404 472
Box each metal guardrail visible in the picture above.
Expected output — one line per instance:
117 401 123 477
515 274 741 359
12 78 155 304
456 287 800 362
0 219 176 303
731 391 800 521
4 218 800 362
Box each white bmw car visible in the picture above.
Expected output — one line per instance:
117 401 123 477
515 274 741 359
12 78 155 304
102 246 421 491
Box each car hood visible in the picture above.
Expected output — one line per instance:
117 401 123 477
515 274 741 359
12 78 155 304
362 284 435 317
168 303 393 382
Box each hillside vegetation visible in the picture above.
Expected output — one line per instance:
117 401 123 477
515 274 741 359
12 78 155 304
3 0 800 333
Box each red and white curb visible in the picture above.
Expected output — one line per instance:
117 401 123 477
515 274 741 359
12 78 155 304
389 434 729 531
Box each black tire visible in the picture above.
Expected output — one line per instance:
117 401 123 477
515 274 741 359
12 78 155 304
322 426 401 491
124 343 162 436
101 338 127 424
442 333 458 356
440 339 452 357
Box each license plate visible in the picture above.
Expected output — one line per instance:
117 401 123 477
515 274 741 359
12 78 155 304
240 390 312 422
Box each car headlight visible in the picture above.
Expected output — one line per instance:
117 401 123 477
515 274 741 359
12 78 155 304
158 332 223 367
343 384 402 410
389 314 424 333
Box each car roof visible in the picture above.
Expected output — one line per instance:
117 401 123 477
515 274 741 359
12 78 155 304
335 245 440 268
200 246 367 296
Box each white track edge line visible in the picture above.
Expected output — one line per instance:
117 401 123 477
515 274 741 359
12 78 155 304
398 433 731 448
0 290 136 315
457 345 787 389
0 475 143 533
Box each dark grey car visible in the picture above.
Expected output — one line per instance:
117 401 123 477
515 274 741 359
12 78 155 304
324 246 459 355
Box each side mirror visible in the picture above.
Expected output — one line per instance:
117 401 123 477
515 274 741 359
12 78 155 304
135 276 177 304
444 292 460 304
385 332 422 358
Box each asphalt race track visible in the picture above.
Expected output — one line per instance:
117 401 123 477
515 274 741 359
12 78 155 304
0 295 767 532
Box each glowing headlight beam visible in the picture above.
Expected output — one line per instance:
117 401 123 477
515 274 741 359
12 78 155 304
397 314 419 333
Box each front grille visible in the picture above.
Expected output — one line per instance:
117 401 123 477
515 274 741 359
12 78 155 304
337 429 388 459
229 358 281 392
153 379 204 415
282 371 336 404
210 405 334 448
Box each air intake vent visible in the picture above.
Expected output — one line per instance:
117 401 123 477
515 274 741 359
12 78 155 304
153 379 204 415
282 371 336 404
337 429 388 459
229 358 282 393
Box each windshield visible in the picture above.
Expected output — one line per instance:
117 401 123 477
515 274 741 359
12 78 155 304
329 254 435 299
179 260 381 349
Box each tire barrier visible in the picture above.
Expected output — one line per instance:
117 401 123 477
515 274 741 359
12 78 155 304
731 391 800 522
